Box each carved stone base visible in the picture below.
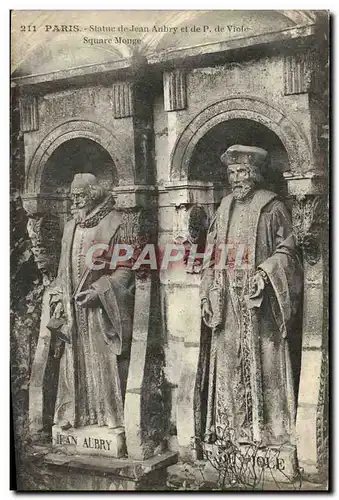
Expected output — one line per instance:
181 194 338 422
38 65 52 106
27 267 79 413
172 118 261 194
203 443 299 484
24 446 178 491
52 425 126 458
166 459 327 491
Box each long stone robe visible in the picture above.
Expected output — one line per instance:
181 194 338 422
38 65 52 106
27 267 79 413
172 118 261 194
200 189 303 446
52 200 135 429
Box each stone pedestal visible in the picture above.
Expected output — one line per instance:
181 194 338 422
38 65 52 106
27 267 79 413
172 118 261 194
166 460 326 491
202 443 298 485
52 425 126 458
24 446 178 491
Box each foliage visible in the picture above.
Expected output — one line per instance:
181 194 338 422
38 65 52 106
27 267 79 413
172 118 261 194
166 425 304 491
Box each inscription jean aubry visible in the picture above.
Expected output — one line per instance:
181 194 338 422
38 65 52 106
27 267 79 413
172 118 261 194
55 433 112 451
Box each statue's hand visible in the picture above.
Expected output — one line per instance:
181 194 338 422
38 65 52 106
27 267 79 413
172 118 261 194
53 301 64 319
75 289 99 308
249 272 266 299
201 299 213 326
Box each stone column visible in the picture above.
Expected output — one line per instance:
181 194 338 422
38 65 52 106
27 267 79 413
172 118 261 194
284 172 327 480
19 200 64 437
158 181 215 459
114 184 162 460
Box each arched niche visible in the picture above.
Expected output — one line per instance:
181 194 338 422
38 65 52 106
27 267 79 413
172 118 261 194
40 137 118 195
169 98 308 457
170 96 313 182
22 135 121 271
189 118 290 200
25 119 134 194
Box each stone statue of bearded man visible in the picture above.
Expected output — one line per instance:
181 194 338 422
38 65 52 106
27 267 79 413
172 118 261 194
50 173 135 438
200 145 303 448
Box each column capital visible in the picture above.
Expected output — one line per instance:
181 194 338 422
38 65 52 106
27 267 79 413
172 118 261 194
113 184 157 210
283 172 324 198
160 181 214 207
22 192 70 216
290 194 325 266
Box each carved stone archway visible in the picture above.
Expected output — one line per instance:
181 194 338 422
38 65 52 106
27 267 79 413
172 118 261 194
170 95 313 181
24 119 135 194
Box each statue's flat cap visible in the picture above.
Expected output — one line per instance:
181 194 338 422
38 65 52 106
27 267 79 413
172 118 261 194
71 173 98 189
221 145 268 167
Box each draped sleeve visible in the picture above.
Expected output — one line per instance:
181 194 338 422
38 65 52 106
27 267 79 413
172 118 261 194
199 209 218 302
90 212 136 355
258 200 303 338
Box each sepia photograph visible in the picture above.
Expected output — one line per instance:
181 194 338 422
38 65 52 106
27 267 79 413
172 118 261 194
10 9 329 491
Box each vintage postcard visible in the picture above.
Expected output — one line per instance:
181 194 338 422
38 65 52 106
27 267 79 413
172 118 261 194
10 10 329 491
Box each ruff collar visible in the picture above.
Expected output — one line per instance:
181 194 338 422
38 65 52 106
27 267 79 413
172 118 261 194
79 195 115 228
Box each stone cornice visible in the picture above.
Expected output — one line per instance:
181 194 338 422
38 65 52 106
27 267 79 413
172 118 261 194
12 57 134 87
148 24 317 65
12 24 318 92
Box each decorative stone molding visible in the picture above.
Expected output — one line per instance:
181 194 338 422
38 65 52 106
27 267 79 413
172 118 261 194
164 70 187 112
291 195 325 265
283 171 323 197
284 172 325 265
159 182 214 275
19 95 39 132
172 204 208 274
112 81 134 118
22 193 70 217
161 180 214 207
173 204 208 243
113 184 157 210
118 207 158 265
171 96 313 180
24 120 134 193
284 52 312 95
27 449 177 490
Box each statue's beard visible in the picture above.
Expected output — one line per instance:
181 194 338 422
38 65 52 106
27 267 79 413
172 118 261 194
231 181 255 200
71 205 92 224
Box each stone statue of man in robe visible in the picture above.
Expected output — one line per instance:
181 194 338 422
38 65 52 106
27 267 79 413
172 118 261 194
50 173 134 431
200 145 303 447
